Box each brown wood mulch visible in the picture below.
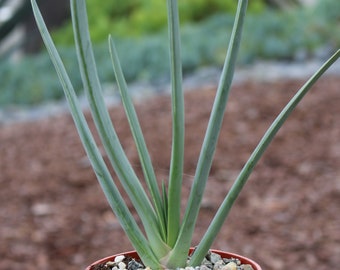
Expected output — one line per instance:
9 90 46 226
1 77 339 270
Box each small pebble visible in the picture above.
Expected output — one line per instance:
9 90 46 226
201 257 211 268
213 260 224 270
106 261 115 267
115 255 125 263
128 259 144 270
240 264 254 270
210 253 222 264
118 262 126 269
223 262 237 270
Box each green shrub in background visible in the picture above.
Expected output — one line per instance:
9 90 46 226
0 49 82 105
0 55 61 105
1 0 339 106
241 9 317 61
52 0 265 44
311 0 340 48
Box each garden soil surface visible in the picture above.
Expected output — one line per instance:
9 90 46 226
1 77 339 270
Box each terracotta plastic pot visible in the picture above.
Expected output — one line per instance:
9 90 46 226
85 248 262 270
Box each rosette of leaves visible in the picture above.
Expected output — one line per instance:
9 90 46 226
31 0 339 268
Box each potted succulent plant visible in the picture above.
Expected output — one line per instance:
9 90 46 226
31 0 339 269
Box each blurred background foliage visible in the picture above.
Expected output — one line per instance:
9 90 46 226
51 0 265 43
0 0 339 106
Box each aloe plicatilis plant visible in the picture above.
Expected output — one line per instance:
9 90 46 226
31 0 340 268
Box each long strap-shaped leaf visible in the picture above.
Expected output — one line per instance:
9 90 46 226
70 0 169 258
30 1 161 268
190 48 340 265
166 0 185 248
108 36 167 241
165 0 248 267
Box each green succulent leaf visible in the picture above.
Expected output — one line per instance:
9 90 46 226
70 0 170 259
190 48 340 266
108 35 167 241
165 0 248 267
166 0 185 249
30 0 161 268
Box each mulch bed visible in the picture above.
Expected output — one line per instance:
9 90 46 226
1 77 339 270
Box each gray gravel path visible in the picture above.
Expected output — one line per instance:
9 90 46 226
1 58 339 126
